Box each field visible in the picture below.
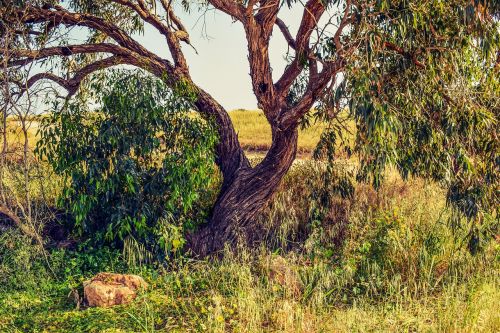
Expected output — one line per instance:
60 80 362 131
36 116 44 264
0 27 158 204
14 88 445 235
3 110 326 156
0 110 499 332
229 110 328 156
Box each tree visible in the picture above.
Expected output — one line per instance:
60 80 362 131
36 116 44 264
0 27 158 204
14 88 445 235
1 0 498 256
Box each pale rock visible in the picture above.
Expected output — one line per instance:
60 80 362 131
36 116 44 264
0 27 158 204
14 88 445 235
83 272 148 307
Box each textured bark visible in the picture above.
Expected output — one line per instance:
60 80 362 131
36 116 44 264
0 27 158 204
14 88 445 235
194 89 250 182
188 128 298 257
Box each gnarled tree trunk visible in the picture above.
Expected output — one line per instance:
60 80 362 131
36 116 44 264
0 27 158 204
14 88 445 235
188 127 298 257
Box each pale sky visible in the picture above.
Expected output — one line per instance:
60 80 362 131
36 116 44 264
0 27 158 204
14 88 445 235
135 5 305 110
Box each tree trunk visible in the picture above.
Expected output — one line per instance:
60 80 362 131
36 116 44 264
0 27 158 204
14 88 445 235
188 127 298 257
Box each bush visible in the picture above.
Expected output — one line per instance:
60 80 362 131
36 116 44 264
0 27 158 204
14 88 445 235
0 229 128 291
36 70 218 260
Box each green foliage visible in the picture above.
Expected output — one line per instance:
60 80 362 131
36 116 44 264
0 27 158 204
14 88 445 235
0 229 125 293
0 230 52 292
56 242 128 289
1 174 499 332
36 70 218 259
318 0 499 247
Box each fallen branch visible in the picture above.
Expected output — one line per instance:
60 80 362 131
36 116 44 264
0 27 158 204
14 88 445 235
0 204 37 239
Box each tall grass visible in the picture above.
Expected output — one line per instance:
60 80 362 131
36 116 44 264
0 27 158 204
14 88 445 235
0 160 498 332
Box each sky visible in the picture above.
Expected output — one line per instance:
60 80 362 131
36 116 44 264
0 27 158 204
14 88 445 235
134 5 305 110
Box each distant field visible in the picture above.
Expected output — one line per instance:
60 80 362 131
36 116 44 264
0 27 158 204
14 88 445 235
2 119 39 148
230 109 326 155
4 110 327 156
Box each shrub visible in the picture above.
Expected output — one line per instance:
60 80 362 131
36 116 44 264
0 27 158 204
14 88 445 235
36 70 218 260
0 230 50 292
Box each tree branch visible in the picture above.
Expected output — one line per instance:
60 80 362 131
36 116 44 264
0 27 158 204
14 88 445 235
110 0 171 38
206 0 245 21
278 59 345 130
254 0 280 31
0 204 38 239
223 0 281 120
384 41 425 68
275 0 326 97
332 0 354 52
12 6 158 60
275 18 296 49
25 56 130 96
110 0 189 71
7 43 130 67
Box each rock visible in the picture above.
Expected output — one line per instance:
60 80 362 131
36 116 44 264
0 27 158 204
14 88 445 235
83 273 148 307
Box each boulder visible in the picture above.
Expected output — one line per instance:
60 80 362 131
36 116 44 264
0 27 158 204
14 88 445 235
83 273 148 307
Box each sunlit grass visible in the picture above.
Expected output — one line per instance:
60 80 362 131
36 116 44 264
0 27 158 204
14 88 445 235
229 109 327 155
2 119 39 147
3 110 326 156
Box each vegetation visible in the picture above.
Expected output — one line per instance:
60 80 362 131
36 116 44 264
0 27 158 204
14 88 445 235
0 0 498 332
1 161 499 332
1 106 499 331
36 71 218 260
229 110 328 155
2 0 498 255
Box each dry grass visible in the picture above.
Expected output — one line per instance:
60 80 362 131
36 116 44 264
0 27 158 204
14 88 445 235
2 119 38 148
1 112 498 333
3 110 325 157
229 109 326 155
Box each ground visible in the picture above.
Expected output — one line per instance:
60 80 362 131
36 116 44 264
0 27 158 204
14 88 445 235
0 110 498 332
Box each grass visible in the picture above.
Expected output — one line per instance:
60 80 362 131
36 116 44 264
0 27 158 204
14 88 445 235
3 110 325 157
1 160 499 332
229 109 327 155
1 112 499 332
2 118 39 145
1 255 497 332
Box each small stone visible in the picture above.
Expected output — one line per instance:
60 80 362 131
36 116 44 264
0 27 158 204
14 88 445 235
83 273 148 307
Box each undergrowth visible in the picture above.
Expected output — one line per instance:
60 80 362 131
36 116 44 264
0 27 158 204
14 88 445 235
0 161 498 332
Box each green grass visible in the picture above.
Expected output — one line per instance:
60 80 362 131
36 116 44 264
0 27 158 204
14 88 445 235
1 257 497 332
1 161 498 332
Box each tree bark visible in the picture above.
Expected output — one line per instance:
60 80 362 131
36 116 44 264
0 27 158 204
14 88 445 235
188 127 298 257
194 89 250 181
